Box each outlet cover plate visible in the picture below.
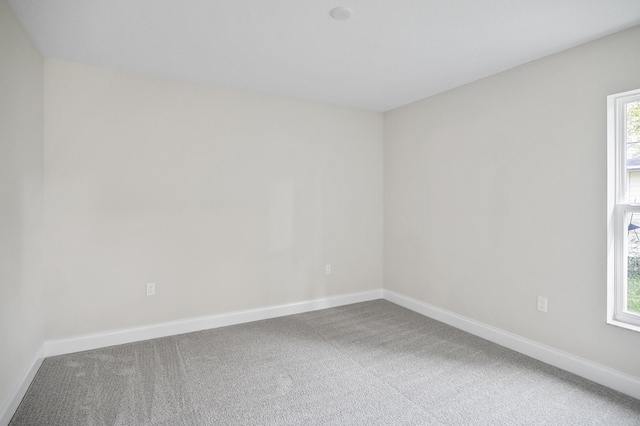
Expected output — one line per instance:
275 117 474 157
537 296 547 312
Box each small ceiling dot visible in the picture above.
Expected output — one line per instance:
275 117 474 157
330 7 352 20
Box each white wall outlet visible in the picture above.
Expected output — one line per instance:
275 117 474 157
537 296 547 312
325 264 332 275
146 283 156 296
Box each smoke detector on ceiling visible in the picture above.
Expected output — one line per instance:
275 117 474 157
330 7 352 20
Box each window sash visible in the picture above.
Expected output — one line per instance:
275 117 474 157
614 205 640 327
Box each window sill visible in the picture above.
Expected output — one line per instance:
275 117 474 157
607 318 640 333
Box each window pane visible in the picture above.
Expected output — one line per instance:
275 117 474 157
627 211 640 314
627 101 640 203
629 101 640 143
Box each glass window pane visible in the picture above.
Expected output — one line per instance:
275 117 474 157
627 211 640 314
629 101 640 144
627 101 640 203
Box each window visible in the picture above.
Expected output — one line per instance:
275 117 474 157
608 88 640 331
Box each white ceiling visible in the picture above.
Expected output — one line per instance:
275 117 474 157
8 0 640 111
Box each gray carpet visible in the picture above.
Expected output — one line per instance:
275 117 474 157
10 300 640 425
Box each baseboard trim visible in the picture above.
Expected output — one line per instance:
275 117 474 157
382 289 640 400
0 344 45 426
44 289 383 357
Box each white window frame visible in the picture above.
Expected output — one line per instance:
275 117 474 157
607 88 640 332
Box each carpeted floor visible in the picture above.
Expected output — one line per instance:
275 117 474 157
10 300 640 425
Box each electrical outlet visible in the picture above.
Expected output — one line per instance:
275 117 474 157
325 264 332 275
147 283 156 296
537 296 547 312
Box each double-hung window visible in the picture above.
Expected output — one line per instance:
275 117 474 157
608 88 640 331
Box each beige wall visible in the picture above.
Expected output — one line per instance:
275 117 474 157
0 0 45 411
384 25 640 378
44 61 383 339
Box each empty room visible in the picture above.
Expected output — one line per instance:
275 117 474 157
2 0 640 424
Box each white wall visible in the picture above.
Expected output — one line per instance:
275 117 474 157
44 61 383 339
0 0 44 412
384 25 640 379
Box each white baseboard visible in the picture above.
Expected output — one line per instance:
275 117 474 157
0 344 45 426
44 289 383 357
383 289 640 400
